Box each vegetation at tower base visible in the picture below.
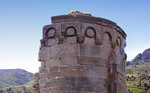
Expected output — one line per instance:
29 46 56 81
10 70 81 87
126 48 150 93
0 69 34 93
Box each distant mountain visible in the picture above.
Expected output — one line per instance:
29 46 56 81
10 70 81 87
126 48 150 74
126 48 150 92
0 69 34 88
131 48 150 65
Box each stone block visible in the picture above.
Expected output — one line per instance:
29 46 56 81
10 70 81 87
60 66 89 77
116 64 125 75
41 62 46 68
39 67 47 73
95 39 102 45
65 37 77 44
116 83 126 93
40 73 47 79
40 87 51 93
88 66 107 79
47 38 57 46
78 44 101 58
35 73 40 81
100 45 112 60
38 46 51 62
39 84 46 88
118 73 126 87
39 78 47 85
77 57 106 67
47 71 61 79
60 58 77 66
46 78 57 83
48 66 60 72
45 59 61 67
38 47 46 61
84 37 95 45
49 77 107 93
45 58 78 67
50 44 78 59
45 81 55 88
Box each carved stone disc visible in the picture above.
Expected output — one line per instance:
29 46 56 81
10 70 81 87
47 28 55 38
86 28 95 38
66 27 75 36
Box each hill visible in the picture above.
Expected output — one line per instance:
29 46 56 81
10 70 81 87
126 48 150 74
130 48 150 65
0 69 34 93
0 69 34 88
126 48 150 93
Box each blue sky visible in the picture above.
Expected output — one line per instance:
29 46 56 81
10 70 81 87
0 0 150 73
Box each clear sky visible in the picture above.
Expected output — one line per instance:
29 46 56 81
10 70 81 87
0 0 150 73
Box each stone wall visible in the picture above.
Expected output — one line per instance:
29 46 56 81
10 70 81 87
34 12 127 93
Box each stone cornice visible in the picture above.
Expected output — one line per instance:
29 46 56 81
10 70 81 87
51 15 127 39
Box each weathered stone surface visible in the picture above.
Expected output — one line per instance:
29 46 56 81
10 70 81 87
33 73 40 93
79 44 101 58
77 36 84 43
84 37 95 45
116 83 126 93
65 37 77 44
39 73 47 79
50 43 78 59
77 57 107 66
34 12 127 93
47 38 57 46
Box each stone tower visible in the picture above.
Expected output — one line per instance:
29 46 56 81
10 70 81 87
34 11 127 93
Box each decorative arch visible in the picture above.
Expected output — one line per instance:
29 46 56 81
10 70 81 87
116 37 122 47
46 27 56 38
102 32 112 47
107 52 117 93
103 32 112 41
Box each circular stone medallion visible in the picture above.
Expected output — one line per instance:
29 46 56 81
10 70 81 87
47 28 56 38
86 28 95 38
66 27 76 36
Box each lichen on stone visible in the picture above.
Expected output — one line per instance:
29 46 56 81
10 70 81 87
68 10 92 16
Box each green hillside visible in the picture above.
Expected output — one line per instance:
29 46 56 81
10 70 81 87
0 69 34 87
0 69 34 93
126 48 150 93
126 65 150 93
0 84 34 93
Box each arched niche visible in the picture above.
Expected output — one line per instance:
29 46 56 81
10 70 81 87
102 32 112 46
85 27 96 38
107 52 117 93
64 26 77 37
46 27 56 38
116 37 125 56
108 52 116 65
116 37 122 47
84 27 96 45
63 26 77 44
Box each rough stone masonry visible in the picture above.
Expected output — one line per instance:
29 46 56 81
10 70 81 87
33 11 127 93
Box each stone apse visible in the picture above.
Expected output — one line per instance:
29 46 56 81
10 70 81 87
34 11 127 93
